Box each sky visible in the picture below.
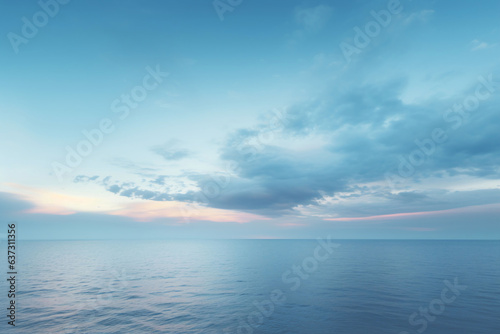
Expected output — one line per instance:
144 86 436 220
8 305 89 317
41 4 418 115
1 0 499 240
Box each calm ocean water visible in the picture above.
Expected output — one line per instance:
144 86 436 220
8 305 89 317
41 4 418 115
1 240 499 333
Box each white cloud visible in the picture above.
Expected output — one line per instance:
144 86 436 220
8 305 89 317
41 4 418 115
470 39 494 51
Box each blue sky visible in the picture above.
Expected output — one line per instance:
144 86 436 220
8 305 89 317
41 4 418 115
1 0 499 239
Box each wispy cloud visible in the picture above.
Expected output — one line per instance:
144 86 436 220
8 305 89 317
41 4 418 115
151 139 191 161
5 183 122 215
324 203 500 222
294 4 333 33
108 200 269 223
471 39 495 51
403 9 434 25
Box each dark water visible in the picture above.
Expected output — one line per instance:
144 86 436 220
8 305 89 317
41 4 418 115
1 239 499 333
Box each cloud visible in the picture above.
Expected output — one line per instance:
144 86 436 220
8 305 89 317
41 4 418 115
294 5 333 33
403 9 434 25
4 183 123 215
108 201 269 223
79 70 500 219
0 184 268 225
0 191 34 216
201 75 499 214
73 175 99 183
151 139 190 161
111 158 161 177
325 202 500 222
299 187 500 220
471 39 495 51
1 189 498 240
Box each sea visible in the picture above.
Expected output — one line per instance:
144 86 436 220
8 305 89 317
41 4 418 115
1 239 499 333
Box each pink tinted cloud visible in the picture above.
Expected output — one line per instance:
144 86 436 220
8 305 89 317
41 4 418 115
278 222 307 227
324 203 500 222
108 201 270 223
